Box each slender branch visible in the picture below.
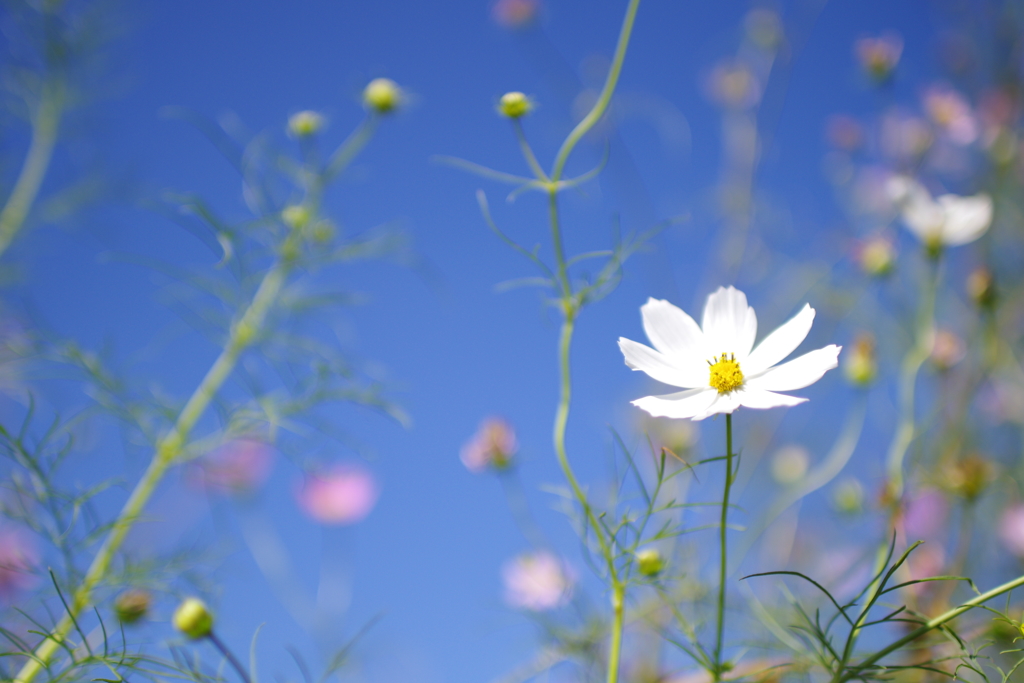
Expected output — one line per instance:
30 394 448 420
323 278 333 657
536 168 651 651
607 583 626 683
208 631 252 683
0 80 64 260
550 0 642 182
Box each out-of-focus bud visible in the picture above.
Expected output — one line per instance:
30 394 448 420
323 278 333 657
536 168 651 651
826 115 864 152
855 33 903 83
843 333 877 387
287 111 325 138
744 9 782 50
944 453 993 502
706 61 762 109
282 205 312 230
930 329 966 372
114 589 151 624
642 415 696 460
363 78 402 114
461 418 518 472
636 548 666 577
498 91 533 119
967 267 997 310
173 597 213 639
491 0 539 29
858 237 895 277
770 445 809 485
832 478 865 514
309 219 337 245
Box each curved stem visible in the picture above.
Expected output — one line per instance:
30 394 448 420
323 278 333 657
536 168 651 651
208 631 252 683
13 236 301 683
0 81 63 260
550 0 641 182
713 413 735 681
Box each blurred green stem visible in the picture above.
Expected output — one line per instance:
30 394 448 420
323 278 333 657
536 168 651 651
0 80 64 260
713 413 735 682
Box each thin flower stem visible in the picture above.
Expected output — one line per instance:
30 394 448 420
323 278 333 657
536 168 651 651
208 631 252 683
713 413 735 682
512 119 549 184
607 582 626 683
13 233 301 683
0 80 63 261
550 0 641 183
833 572 1024 682
885 257 939 499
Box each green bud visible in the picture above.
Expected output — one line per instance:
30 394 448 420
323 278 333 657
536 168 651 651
832 478 864 515
363 78 402 114
636 549 666 577
173 597 213 639
114 589 151 624
282 205 312 230
288 111 325 138
498 91 533 119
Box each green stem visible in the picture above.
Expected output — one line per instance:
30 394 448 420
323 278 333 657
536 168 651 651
607 582 626 683
208 631 252 683
885 256 939 500
550 0 641 183
713 413 735 681
0 81 63 260
13 238 299 683
512 119 549 184
834 573 1024 682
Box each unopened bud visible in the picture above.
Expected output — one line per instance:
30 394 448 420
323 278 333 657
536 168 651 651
832 478 864 514
114 589 151 624
288 111 325 138
309 219 337 245
771 445 809 485
636 549 666 577
173 597 213 639
967 267 997 309
282 205 312 230
930 329 965 372
859 238 895 277
363 78 402 114
498 91 533 119
844 333 877 387
944 453 993 502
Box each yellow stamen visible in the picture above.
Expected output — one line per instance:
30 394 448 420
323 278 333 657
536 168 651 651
708 352 744 394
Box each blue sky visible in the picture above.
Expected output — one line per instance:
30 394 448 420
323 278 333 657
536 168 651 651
3 0 993 681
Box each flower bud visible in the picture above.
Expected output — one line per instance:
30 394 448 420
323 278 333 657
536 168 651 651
967 267 997 310
832 478 864 514
636 549 666 577
363 78 402 114
770 445 809 485
282 205 312 230
843 333 877 387
114 589 151 624
858 237 895 277
287 111 325 138
309 219 337 245
944 453 993 502
930 329 966 372
173 597 213 639
498 91 533 119
855 34 903 83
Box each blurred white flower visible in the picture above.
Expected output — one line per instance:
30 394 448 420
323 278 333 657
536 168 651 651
502 552 574 611
619 287 841 421
923 85 978 145
887 176 993 248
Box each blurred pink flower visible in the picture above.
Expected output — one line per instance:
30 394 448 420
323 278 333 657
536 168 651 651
502 551 574 611
491 0 539 28
930 329 966 371
0 527 37 600
296 465 378 525
923 86 979 145
461 417 517 473
902 489 948 540
826 115 864 151
189 439 274 495
855 33 903 82
704 61 762 109
999 505 1024 557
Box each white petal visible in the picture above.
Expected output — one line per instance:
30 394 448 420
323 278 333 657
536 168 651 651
632 388 718 419
618 337 703 388
736 388 807 410
746 345 841 392
640 298 705 360
901 192 944 242
701 286 757 360
744 304 815 375
691 391 741 421
937 193 992 245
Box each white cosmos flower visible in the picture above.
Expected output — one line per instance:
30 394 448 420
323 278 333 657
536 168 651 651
618 287 841 421
887 176 993 247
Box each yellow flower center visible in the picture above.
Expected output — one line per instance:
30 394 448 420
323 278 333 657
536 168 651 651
708 352 744 394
